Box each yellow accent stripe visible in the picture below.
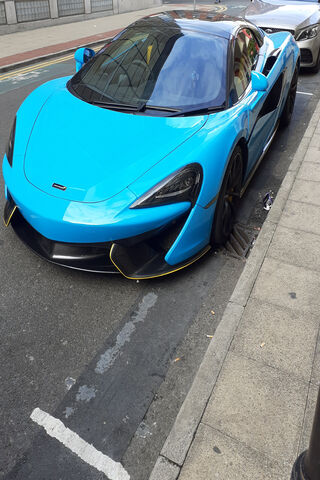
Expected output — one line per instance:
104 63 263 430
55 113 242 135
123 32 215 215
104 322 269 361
147 45 153 65
109 243 211 280
204 193 218 209
3 205 17 227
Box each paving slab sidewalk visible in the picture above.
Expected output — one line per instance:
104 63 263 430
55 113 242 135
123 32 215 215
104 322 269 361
150 102 320 479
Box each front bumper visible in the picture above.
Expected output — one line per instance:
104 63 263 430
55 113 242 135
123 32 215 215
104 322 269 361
9 207 116 273
297 37 320 68
3 154 214 278
5 200 210 278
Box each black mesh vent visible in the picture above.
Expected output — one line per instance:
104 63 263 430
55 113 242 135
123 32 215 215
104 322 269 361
300 49 313 64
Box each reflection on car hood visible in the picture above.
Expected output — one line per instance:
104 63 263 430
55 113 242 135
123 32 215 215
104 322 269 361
24 88 207 203
245 1 319 31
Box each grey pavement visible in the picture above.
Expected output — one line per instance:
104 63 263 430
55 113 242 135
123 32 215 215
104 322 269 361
150 101 320 478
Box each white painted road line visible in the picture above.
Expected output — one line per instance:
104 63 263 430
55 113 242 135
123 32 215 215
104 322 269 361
95 292 158 374
297 91 313 96
30 408 130 480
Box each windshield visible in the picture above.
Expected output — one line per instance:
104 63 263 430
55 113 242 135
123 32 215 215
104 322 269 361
68 25 228 114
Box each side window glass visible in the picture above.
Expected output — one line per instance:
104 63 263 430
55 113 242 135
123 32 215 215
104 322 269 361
244 29 260 68
233 31 251 99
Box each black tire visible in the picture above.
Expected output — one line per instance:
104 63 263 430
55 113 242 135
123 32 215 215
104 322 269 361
279 64 299 128
211 146 243 246
310 49 320 74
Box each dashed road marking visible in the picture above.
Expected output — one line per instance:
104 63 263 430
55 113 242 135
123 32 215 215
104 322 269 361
30 407 130 480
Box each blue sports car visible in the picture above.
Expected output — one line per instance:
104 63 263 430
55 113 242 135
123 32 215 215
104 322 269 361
3 11 299 279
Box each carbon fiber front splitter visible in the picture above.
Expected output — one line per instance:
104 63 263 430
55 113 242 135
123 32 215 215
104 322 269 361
8 207 117 273
110 242 211 280
4 200 210 278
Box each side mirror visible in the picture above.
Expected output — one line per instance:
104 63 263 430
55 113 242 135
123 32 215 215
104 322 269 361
74 47 95 72
251 71 268 91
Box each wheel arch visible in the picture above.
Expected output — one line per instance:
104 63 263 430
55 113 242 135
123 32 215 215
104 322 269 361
236 137 248 185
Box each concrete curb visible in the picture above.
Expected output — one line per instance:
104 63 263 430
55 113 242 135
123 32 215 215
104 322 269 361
149 103 319 479
0 37 112 74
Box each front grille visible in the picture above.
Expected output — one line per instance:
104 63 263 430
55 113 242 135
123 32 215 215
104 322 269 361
261 27 295 37
300 48 313 64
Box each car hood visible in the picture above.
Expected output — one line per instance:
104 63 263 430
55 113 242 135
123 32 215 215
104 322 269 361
24 88 207 203
245 1 319 31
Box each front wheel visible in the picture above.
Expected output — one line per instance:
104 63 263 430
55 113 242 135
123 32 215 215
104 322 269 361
279 64 299 128
211 146 243 246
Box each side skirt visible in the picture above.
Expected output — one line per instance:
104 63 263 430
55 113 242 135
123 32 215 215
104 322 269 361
240 122 279 198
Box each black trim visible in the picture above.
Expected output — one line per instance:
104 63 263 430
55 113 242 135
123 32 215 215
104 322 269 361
9 207 117 273
110 242 210 279
3 195 16 226
301 49 313 64
259 71 284 119
5 203 189 276
6 116 16 167
52 183 67 191
262 49 280 76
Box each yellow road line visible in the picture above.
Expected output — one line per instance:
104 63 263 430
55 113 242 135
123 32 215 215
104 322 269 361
0 54 75 81
0 44 103 81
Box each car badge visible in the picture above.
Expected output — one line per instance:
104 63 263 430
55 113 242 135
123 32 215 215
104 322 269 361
52 183 67 191
265 28 273 34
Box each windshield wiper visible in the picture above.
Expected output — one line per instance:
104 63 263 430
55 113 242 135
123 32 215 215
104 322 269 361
90 100 139 111
91 100 182 114
140 104 181 113
172 105 225 117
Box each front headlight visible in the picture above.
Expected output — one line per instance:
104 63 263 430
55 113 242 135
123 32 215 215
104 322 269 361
296 25 319 41
130 164 202 209
5 117 16 167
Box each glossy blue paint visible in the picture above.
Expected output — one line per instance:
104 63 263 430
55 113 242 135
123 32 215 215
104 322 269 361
251 71 268 91
165 203 215 265
24 87 207 203
2 22 300 272
4 155 190 242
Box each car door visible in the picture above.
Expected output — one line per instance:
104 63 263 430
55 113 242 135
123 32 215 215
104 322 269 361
231 28 284 177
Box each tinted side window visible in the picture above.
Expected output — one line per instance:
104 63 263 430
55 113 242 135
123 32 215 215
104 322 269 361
244 29 260 68
233 31 251 99
233 28 260 100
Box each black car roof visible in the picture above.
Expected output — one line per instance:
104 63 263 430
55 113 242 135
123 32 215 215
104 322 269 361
130 10 253 40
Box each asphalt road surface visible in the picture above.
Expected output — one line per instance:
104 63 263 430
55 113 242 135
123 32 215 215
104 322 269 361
1 3 319 478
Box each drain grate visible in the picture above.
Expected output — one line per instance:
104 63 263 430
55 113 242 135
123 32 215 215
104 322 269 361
224 223 258 259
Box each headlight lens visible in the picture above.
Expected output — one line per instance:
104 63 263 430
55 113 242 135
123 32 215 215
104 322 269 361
296 25 319 41
130 164 202 209
6 117 16 167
